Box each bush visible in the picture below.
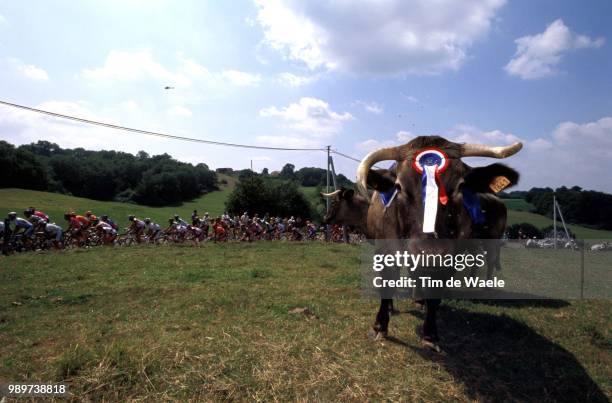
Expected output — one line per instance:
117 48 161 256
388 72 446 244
225 176 312 218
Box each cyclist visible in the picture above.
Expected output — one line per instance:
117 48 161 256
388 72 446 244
200 212 210 238
100 215 118 231
95 219 117 245
165 218 187 241
127 215 146 243
85 210 98 223
24 207 49 223
144 218 161 242
43 222 64 249
8 212 34 247
64 212 88 246
191 210 199 226
174 214 190 228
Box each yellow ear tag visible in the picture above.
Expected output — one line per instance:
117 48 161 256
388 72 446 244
490 176 511 193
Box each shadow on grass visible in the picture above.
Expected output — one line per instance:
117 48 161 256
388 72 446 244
397 307 607 402
469 298 570 309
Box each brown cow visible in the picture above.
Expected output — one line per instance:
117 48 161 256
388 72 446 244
356 135 521 345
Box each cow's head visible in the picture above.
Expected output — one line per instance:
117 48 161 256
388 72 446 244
321 187 367 227
356 136 521 239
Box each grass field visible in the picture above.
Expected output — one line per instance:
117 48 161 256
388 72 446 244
0 244 610 401
507 209 612 239
502 198 535 211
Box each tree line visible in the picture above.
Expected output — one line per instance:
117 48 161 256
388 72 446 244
0 140 218 206
524 186 612 230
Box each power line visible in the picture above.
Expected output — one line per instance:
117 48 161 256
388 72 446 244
0 99 381 167
0 100 327 152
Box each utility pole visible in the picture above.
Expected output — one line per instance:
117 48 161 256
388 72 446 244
553 194 557 249
326 145 331 242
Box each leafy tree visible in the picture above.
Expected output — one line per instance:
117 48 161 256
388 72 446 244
0 141 49 190
280 163 296 180
225 176 312 218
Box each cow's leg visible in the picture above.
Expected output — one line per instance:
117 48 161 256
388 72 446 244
369 298 391 340
422 299 440 342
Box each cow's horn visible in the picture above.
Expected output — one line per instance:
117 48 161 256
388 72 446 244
356 146 401 198
320 189 342 198
461 142 523 158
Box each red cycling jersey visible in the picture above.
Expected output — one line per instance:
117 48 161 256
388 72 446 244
34 211 49 222
70 215 89 229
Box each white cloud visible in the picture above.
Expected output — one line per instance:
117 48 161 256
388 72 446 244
166 105 193 117
401 93 420 104
0 100 150 151
255 134 321 148
19 64 49 80
277 72 317 87
81 50 185 84
505 19 605 79
254 0 505 75
446 120 612 192
353 100 383 114
118 100 140 112
80 51 261 91
5 58 49 81
447 124 522 145
259 97 353 134
356 130 415 152
0 13 6 25
221 69 261 86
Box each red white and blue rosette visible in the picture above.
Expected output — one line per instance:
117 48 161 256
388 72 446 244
412 148 449 233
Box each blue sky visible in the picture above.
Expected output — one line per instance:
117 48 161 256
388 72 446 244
1 0 611 191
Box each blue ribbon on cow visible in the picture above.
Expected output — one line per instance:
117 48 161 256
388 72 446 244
462 187 486 225
379 187 398 208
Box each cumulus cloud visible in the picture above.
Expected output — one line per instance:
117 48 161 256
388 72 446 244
5 58 49 81
277 72 318 87
166 105 193 117
254 0 505 75
81 50 184 84
221 70 261 86
259 97 353 134
255 134 322 148
356 130 415 152
447 120 612 192
505 19 605 79
353 100 383 115
80 50 261 90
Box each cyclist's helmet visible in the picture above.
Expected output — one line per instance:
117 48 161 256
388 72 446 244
85 211 93 217
27 207 35 214
24 210 32 217
144 218 151 224
100 215 108 221
8 212 17 220
64 212 75 220
174 214 180 220
168 218 174 224
128 215 135 221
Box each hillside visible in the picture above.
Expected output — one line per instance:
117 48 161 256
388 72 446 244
2 184 611 239
0 174 235 227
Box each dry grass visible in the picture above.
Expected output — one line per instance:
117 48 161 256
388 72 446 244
0 243 610 401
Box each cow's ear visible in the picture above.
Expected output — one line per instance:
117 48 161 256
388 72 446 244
342 188 354 199
463 163 519 194
367 169 396 192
